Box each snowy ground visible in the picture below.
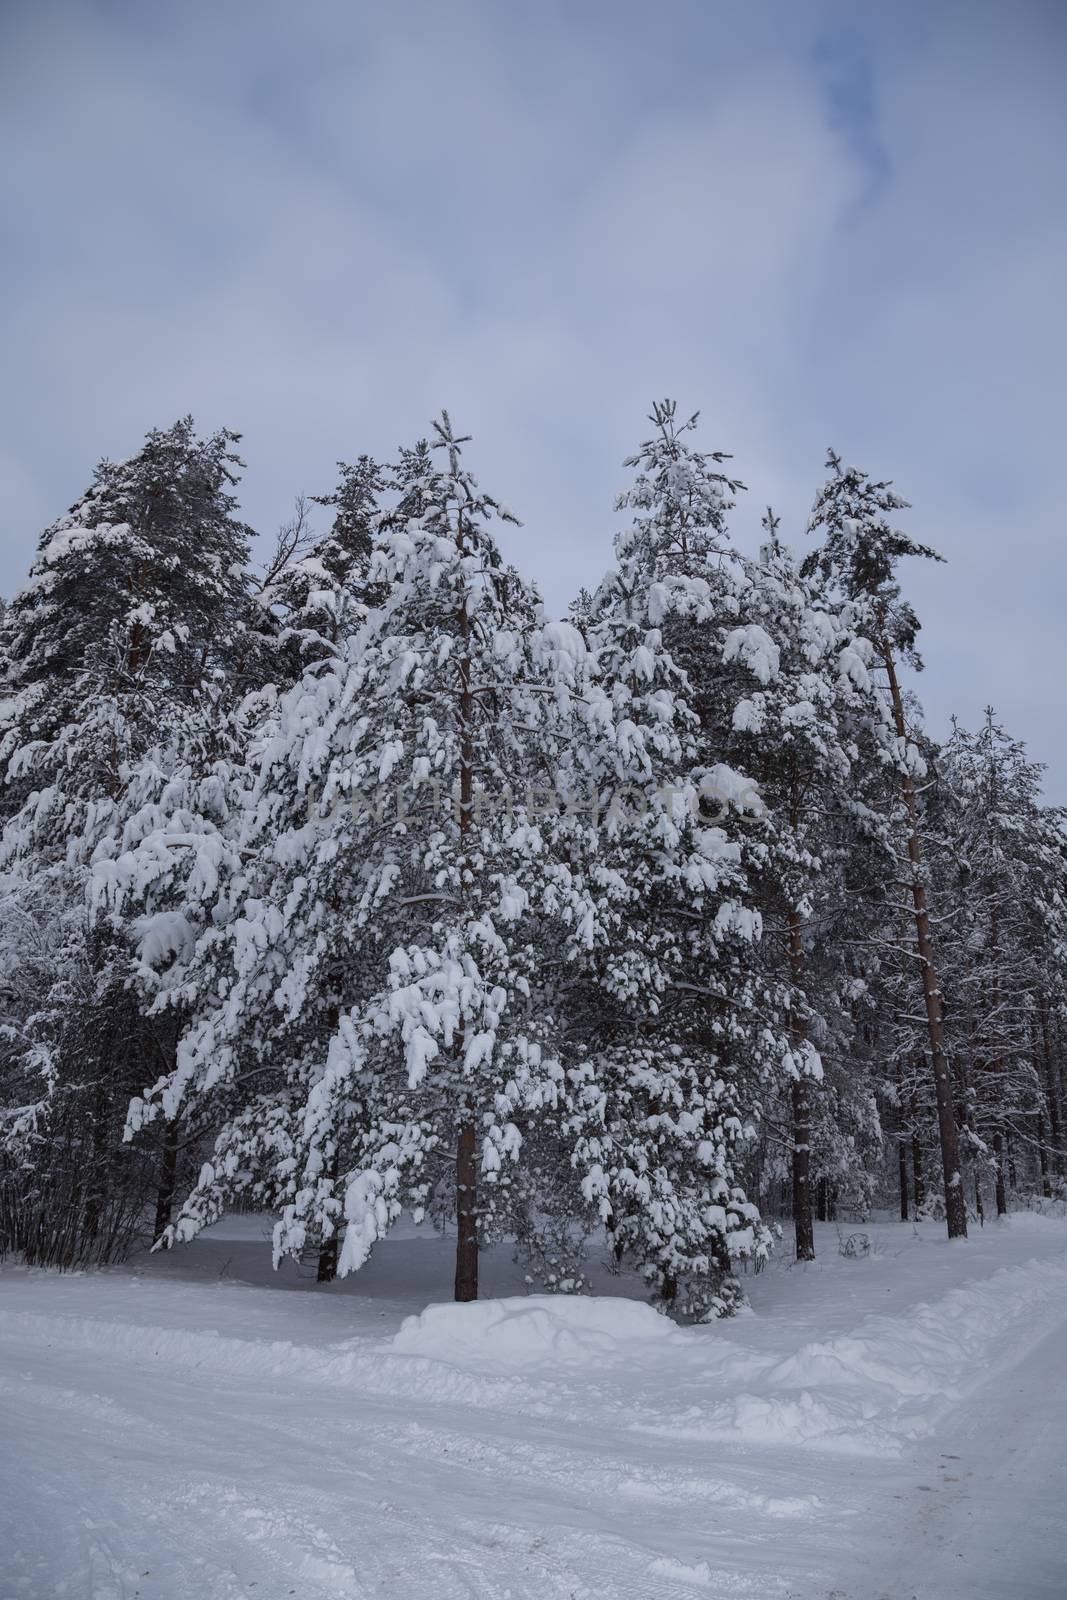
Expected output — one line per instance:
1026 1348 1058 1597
2 1214 1066 1600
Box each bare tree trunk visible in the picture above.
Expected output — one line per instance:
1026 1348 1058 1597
881 639 967 1239
788 909 815 1261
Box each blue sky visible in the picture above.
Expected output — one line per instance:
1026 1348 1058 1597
2 0 1065 791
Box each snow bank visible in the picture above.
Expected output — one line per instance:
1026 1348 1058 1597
392 1293 690 1368
0 1305 545 1413
767 1254 1067 1410
638 1251 1067 1455
994 1206 1067 1233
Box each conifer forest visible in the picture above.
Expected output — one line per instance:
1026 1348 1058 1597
2 407 1063 1299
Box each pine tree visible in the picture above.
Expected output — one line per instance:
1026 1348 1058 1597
804 452 968 1239
938 711 1067 1211
122 415 591 1302
0 419 253 1265
1 418 251 783
258 457 387 678
566 402 781 1314
724 509 896 1258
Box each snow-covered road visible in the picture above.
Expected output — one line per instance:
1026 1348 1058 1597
868 1312 1067 1600
2 1216 1065 1600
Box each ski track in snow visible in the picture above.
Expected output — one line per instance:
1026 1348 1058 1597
2 1217 1066 1600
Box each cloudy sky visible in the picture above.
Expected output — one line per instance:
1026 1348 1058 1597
2 0 1065 791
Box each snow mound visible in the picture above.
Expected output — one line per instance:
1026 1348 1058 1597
649 1555 715 1588
392 1293 690 1367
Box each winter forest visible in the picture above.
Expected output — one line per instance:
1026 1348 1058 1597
2 402 1064 1311
5 3 1066 1593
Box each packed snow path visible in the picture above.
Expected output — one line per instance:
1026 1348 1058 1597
2 1216 1066 1600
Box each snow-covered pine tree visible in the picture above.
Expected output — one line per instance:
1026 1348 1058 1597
855 714 950 1224
0 419 253 1264
257 456 386 678
123 414 592 1302
722 509 896 1258
562 402 783 1315
937 710 1067 1210
0 418 252 805
90 448 395 1278
804 452 968 1239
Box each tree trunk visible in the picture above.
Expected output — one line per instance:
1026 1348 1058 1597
910 1078 925 1216
316 1232 339 1283
881 639 967 1239
153 1119 179 1242
788 909 815 1261
454 1119 478 1301
896 1061 909 1221
316 1149 340 1283
792 1079 815 1257
316 992 341 1284
956 1052 982 1224
1037 1117 1052 1199
992 1131 1007 1218
911 1133 925 1218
